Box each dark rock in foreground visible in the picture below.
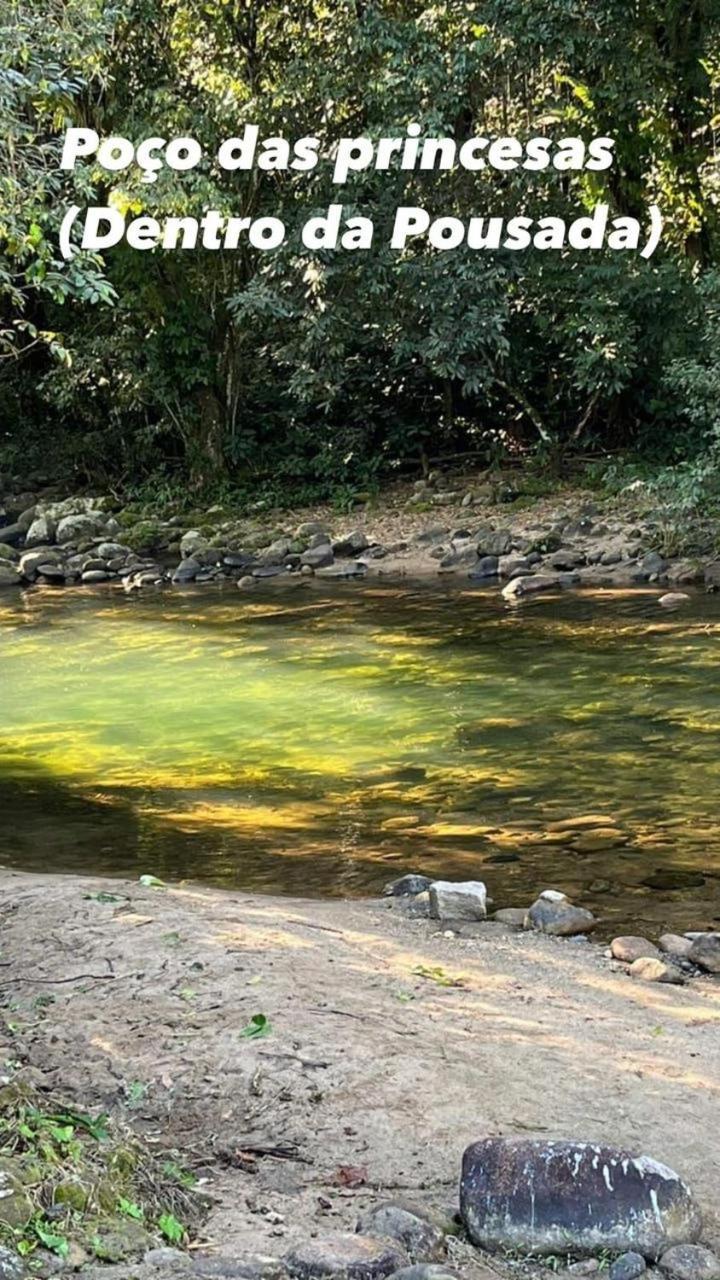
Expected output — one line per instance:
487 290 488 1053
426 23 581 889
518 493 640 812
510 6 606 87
285 1234 407 1280
355 1203 445 1262
460 1138 701 1258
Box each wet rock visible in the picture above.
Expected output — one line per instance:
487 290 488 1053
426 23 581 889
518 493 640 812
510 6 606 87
658 593 690 609
628 957 685 985
383 875 433 898
300 544 334 570
316 563 366 580
611 937 660 964
688 934 720 973
658 934 694 959
466 554 499 579
525 894 597 936
180 530 209 557
81 569 109 584
609 1253 647 1280
0 523 24 547
0 564 21 588
639 552 668 578
498 554 530 578
333 531 370 556
36 563 66 584
355 1203 445 1262
428 881 487 921
573 829 627 853
172 557 202 584
659 1245 720 1280
502 575 559 600
459 1137 702 1258
284 1233 407 1280
477 530 512 557
643 870 705 891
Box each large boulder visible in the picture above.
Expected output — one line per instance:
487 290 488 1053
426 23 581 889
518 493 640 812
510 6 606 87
460 1138 701 1259
25 514 56 547
56 512 106 543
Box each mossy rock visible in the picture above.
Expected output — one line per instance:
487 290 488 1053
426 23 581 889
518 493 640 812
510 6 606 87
529 531 563 554
90 1218 154 1262
0 1157 33 1229
0 545 19 562
53 1178 90 1211
124 522 167 554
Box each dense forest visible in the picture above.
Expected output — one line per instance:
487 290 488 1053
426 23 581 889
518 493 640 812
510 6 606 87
2 0 720 504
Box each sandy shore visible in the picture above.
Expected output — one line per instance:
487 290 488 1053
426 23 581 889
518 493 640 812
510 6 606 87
1 870 718 1267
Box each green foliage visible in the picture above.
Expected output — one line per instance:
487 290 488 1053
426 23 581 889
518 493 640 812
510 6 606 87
2 0 720 489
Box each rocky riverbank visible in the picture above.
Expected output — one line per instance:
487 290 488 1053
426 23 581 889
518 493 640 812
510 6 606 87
1 472 719 595
0 870 718 1280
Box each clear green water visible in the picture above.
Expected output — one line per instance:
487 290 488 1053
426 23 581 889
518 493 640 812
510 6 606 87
1 580 720 935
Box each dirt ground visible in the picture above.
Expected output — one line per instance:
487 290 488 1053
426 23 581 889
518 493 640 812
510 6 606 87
1 870 719 1267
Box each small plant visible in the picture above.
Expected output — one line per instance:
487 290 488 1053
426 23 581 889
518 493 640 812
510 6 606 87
239 1013 271 1039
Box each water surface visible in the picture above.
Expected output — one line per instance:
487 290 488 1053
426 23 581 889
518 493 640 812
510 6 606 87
1 580 719 935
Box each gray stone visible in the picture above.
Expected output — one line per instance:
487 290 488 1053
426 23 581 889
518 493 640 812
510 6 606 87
81 569 109 584
0 1245 24 1279
300 544 334 569
688 934 720 973
502 575 559 600
610 937 660 964
628 957 685 985
704 562 720 592
460 1137 702 1258
383 875 434 898
0 564 21 589
97 541 130 559
193 1257 286 1280
428 881 487 921
0 523 24 547
659 1245 720 1280
492 908 527 928
355 1203 444 1262
144 1246 192 1269
238 576 256 590
25 514 56 547
658 934 693 960
180 530 209 557
295 521 328 539
477 530 512 557
525 896 597 936
658 593 690 609
639 552 668 578
333 531 370 556
315 563 367 580
609 1253 647 1280
467 555 499 579
172 557 202 584
56 512 105 543
284 1234 407 1280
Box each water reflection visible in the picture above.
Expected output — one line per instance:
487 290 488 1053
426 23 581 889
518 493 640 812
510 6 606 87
1 581 719 935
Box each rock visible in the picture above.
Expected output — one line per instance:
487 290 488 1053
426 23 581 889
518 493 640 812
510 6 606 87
0 564 21 589
525 896 597 936
502 575 559 600
25 514 56 547
56 512 105 543
688 934 720 973
91 1220 153 1262
611 937 660 964
386 1269 458 1280
549 550 586 570
96 541 130 559
0 1245 24 1279
498 554 530 578
300 544 334 570
238 575 256 590
36 563 66 584
703 562 720 591
0 544 18 561
609 1253 647 1280
659 1245 720 1280
193 1257 287 1279
172 557 202 584
355 1203 444 1262
492 908 527 927
334 531 370 556
0 1159 32 1228
81 569 109 584
568 1262 600 1276
180 529 209 557
316 563 367 579
467 555 499 579
383 875 434 898
284 1234 407 1280
639 552 668 578
643 870 705 891
658 593 690 609
628 957 685 985
144 1247 192 1270
477 530 512 557
658 934 694 959
428 881 487 921
295 521 328 539
0 523 24 547
459 1137 702 1258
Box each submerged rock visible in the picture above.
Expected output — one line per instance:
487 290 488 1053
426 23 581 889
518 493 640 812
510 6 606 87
459 1137 702 1258
428 881 487 921
502 574 559 600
